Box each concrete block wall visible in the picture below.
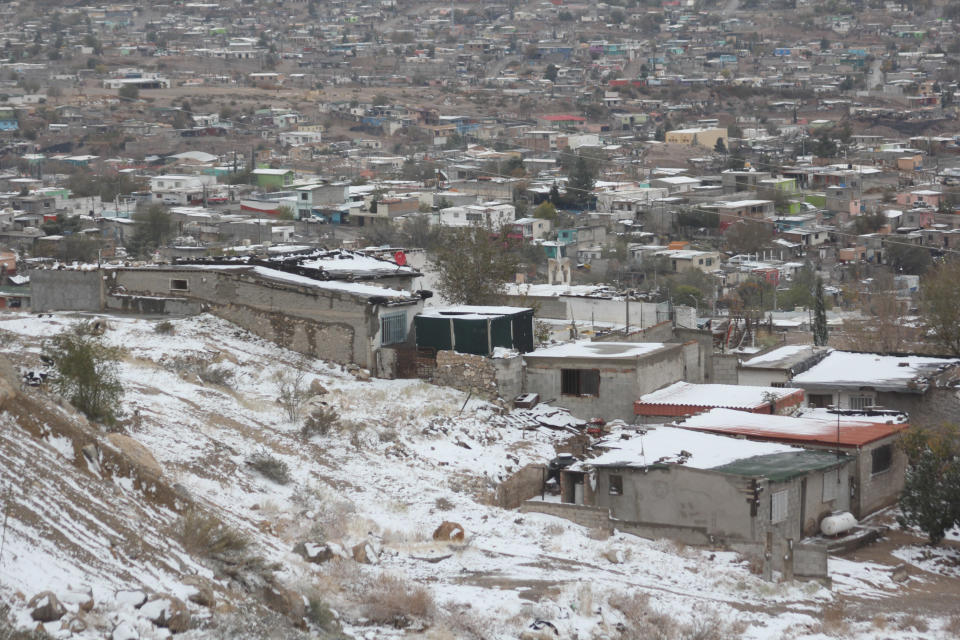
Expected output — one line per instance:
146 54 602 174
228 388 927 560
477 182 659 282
30 269 103 312
433 350 500 399
105 294 202 316
496 464 546 509
519 501 612 532
711 353 740 385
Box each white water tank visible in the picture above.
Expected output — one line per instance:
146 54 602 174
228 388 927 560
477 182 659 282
820 511 857 536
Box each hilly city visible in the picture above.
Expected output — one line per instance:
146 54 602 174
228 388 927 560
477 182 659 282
2 0 960 638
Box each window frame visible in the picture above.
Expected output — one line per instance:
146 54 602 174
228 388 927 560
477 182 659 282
822 469 839 502
771 489 788 524
560 369 600 397
608 474 623 496
871 444 893 476
380 311 407 346
169 278 189 291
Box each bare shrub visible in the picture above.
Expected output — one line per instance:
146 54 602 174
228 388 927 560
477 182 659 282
945 615 960 636
199 363 234 388
177 508 249 559
897 614 929 632
608 591 651 619
305 596 339 633
434 496 454 511
274 366 310 423
154 320 175 335
820 598 848 636
300 404 340 439
544 522 565 536
245 452 292 485
362 574 435 628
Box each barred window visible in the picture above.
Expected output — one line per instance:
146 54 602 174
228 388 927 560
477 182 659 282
849 395 873 411
771 489 788 524
380 312 407 346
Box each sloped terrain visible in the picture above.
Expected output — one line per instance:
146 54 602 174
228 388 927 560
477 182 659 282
0 312 959 639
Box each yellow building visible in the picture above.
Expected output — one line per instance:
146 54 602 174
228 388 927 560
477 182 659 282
665 127 728 150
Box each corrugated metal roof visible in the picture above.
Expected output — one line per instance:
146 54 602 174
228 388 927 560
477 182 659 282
711 450 850 483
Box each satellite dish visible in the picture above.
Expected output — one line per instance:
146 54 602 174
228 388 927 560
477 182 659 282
394 250 407 266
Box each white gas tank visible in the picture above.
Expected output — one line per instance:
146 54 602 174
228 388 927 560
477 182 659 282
820 511 857 536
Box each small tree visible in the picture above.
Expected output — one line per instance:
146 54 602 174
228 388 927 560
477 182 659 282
566 155 596 209
714 137 726 154
117 84 139 100
533 201 557 221
812 277 828 346
544 63 558 82
898 426 960 545
920 260 960 356
431 223 520 305
45 321 124 426
128 205 173 258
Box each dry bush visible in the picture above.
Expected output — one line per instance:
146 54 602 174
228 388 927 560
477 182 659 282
820 598 849 636
945 615 960 636
434 496 454 511
245 452 292 485
545 522 566 536
362 573 435 628
897 614 929 632
177 508 249 559
576 582 593 614
199 363 234 388
154 320 175 335
608 591 651 619
300 405 340 439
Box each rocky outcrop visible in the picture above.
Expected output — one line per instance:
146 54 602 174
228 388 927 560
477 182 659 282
106 434 163 482
28 591 66 623
140 594 191 633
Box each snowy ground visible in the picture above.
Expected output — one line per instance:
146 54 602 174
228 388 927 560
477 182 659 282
1 311 960 639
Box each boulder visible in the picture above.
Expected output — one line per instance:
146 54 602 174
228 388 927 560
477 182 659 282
106 434 163 482
432 521 465 542
351 541 380 565
111 620 139 640
115 590 148 609
28 591 66 623
60 586 94 613
293 541 335 564
140 595 190 633
309 379 328 396
603 549 624 564
181 576 216 608
63 613 87 633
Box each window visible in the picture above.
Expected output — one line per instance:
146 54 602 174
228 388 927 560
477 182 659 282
380 311 407 346
808 393 833 408
609 474 623 496
771 489 788 524
871 444 893 475
561 369 600 397
705 258 713 266
301 192 308 200
169 279 188 291
848 395 873 411
822 469 839 502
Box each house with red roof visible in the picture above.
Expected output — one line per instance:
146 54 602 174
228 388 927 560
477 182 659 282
634 382 805 421
677 407 908 519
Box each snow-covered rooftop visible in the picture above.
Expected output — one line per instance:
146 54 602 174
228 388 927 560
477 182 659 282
580 425 798 470
526 341 671 360
678 407 906 447
636 381 803 410
791 351 960 393
740 345 830 370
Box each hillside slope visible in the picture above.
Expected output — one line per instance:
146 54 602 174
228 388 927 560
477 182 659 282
0 312 957 639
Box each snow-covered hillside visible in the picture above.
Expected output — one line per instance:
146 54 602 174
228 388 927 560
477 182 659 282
1 311 958 639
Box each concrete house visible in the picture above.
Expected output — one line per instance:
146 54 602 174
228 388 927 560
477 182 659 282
556 425 851 576
522 341 700 422
791 351 960 413
679 408 908 519
30 262 426 376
